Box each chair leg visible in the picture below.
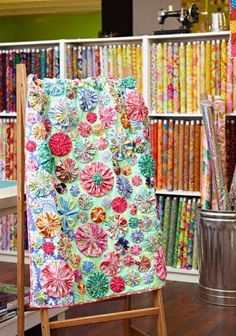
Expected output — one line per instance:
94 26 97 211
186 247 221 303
154 290 167 336
40 308 51 336
123 295 131 336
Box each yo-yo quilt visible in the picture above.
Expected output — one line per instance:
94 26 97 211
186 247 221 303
25 76 166 308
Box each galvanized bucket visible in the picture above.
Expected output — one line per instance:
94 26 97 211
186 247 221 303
198 209 236 306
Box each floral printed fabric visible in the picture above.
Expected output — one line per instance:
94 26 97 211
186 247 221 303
26 76 166 308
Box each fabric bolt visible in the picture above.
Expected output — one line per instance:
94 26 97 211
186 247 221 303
166 197 178 266
173 43 180 113
179 43 186 113
188 121 195 191
183 121 190 191
167 120 174 191
173 120 179 190
156 43 163 113
178 121 184 190
25 76 166 308
162 120 168 189
167 43 173 113
157 120 163 190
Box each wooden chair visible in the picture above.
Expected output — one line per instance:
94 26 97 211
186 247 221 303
16 63 167 336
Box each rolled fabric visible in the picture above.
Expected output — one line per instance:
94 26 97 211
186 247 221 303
163 197 171 256
179 42 186 113
167 43 173 113
220 39 227 101
173 43 180 113
226 41 233 113
132 44 137 79
72 46 78 79
156 43 163 113
117 45 123 78
201 98 229 210
176 198 187 269
167 119 174 191
163 43 168 114
186 42 193 113
205 40 211 95
186 198 197 269
167 197 178 266
194 121 201 191
113 45 118 78
200 41 206 97
189 121 195 191
201 121 212 210
182 199 192 269
178 120 184 190
210 40 216 97
192 42 198 113
173 120 179 190
183 121 190 191
213 96 227 183
215 40 221 96
136 44 142 92
157 120 163 190
151 44 157 113
162 120 168 190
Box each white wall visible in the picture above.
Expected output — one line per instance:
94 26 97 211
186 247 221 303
133 0 181 35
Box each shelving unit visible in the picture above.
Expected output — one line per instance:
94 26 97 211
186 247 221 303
0 31 235 284
156 190 201 197
0 306 67 336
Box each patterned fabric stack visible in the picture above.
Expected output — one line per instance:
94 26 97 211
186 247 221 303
25 76 166 308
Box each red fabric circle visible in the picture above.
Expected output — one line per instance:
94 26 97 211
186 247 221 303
86 112 97 123
49 132 72 157
110 276 125 293
26 140 37 152
111 197 128 213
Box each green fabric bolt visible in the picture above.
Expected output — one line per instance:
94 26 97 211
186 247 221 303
166 197 178 267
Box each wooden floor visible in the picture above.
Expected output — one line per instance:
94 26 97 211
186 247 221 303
2 262 236 336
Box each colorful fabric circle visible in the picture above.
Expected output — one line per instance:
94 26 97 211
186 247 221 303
80 162 114 197
56 158 79 183
111 197 128 213
125 90 148 122
90 207 106 224
40 260 74 298
74 139 96 162
86 272 109 299
49 132 72 157
78 88 98 111
36 212 62 238
110 276 125 293
75 223 107 257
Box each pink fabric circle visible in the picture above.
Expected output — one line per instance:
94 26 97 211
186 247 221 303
75 222 107 257
80 162 114 197
40 260 74 298
125 90 148 122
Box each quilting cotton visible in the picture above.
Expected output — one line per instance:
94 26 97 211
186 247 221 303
25 76 166 308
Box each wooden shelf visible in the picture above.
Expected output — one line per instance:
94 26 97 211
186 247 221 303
167 266 199 283
0 251 29 264
149 113 202 119
156 190 201 197
0 307 67 335
0 112 17 118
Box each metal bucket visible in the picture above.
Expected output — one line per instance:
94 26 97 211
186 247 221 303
198 209 236 306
